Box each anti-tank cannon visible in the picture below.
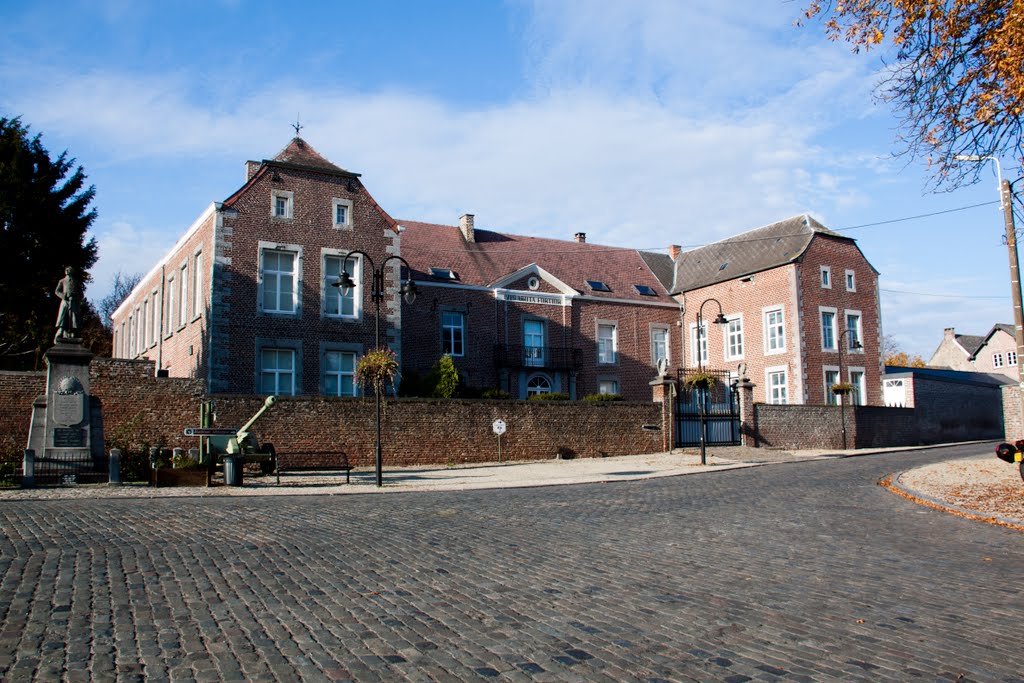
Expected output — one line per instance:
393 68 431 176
189 396 278 474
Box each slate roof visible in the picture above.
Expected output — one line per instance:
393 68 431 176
957 333 988 358
640 251 675 291
400 221 674 303
671 214 865 294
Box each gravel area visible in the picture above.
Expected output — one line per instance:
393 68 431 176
896 455 1024 526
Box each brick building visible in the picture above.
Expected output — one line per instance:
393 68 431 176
667 215 884 405
928 324 1020 380
111 139 885 405
399 218 679 400
111 138 401 396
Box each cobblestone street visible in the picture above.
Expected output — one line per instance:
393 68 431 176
1 444 1021 682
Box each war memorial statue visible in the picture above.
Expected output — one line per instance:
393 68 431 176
54 266 81 343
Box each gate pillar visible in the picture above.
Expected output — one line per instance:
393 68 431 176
738 379 757 447
650 376 676 452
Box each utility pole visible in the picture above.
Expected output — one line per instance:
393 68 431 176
1001 179 1024 428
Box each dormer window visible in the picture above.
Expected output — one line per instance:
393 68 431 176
633 284 657 296
429 267 457 280
587 280 611 292
272 190 294 219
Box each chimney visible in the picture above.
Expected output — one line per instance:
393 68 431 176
574 232 586 243
668 244 681 260
459 213 475 242
245 160 261 181
944 327 955 340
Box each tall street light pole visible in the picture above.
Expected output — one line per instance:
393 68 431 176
334 251 417 487
696 298 728 465
955 155 1024 427
837 328 862 450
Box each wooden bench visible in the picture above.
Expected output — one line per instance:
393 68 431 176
275 451 353 484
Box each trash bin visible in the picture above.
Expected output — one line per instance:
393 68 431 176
223 455 243 487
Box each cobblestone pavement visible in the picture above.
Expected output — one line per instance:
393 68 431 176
0 444 1020 682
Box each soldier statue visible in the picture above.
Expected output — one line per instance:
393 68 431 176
54 266 81 343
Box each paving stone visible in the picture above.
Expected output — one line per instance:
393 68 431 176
0 445 1020 681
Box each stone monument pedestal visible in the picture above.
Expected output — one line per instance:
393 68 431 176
26 340 98 485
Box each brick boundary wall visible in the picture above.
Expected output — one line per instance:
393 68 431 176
753 377 1004 450
1002 385 1022 441
1 359 662 467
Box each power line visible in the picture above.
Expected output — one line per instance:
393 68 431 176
881 287 1005 300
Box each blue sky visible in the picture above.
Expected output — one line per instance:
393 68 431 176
1 0 1018 357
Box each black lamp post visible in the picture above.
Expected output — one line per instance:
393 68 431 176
837 327 863 450
696 298 729 465
333 251 417 487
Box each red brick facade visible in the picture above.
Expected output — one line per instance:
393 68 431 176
679 232 883 405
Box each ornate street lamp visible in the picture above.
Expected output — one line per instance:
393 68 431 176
333 251 417 487
837 327 863 450
696 298 729 465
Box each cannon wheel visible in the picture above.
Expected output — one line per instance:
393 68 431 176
1019 461 1024 484
261 443 276 475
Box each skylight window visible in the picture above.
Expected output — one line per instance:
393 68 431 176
718 263 729 271
633 284 657 296
429 267 458 280
586 280 611 292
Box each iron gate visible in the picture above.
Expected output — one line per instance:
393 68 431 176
11 449 110 487
675 368 740 447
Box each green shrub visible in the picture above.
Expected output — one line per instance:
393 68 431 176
106 412 168 482
583 393 624 402
482 388 512 400
433 355 461 398
528 392 570 401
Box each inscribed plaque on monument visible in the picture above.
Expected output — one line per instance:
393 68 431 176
52 391 84 426
53 428 86 447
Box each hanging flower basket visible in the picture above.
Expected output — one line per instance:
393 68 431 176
356 347 399 397
831 382 855 396
683 371 718 391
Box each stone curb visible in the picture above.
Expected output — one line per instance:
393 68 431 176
885 470 1024 532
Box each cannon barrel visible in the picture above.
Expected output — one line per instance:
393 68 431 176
237 396 276 440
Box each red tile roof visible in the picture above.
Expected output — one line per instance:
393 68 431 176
270 137 352 175
400 220 674 303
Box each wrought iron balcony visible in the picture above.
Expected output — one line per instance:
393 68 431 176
494 344 581 370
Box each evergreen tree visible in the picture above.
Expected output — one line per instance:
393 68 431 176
0 116 98 369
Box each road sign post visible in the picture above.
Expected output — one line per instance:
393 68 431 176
492 419 506 463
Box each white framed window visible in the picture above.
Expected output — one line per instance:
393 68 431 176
820 266 831 289
332 198 353 229
689 322 708 365
128 313 135 357
820 307 837 351
442 311 466 357
192 251 203 320
119 321 125 358
271 190 293 219
323 251 360 319
142 299 149 349
165 276 175 336
324 350 358 397
1009 351 1018 366
526 374 552 396
598 379 619 395
848 367 866 406
151 291 159 346
845 310 863 351
597 321 617 364
764 306 785 354
523 319 545 367
993 352 1004 368
259 244 302 315
823 366 840 405
766 366 788 404
651 326 670 367
845 269 856 292
260 348 296 396
178 262 188 328
724 315 744 360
